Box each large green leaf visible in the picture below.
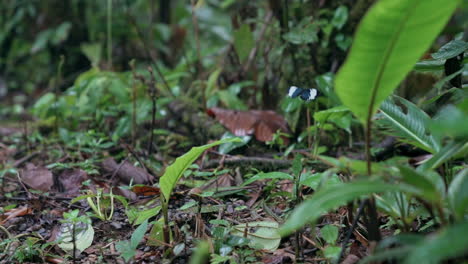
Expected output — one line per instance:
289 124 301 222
335 0 459 123
280 180 421 235
417 141 468 172
159 138 241 201
404 221 468 264
379 96 441 153
448 169 468 221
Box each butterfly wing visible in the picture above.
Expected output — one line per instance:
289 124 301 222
299 88 317 101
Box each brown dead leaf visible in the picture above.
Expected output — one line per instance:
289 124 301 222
20 163 54 192
195 173 234 193
113 186 137 201
102 158 154 184
0 206 33 225
207 107 290 144
57 169 88 196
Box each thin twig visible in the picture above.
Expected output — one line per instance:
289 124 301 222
336 199 367 264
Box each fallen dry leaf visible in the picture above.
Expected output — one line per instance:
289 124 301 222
57 169 88 196
102 158 154 184
20 163 54 192
207 107 290 144
0 206 33 225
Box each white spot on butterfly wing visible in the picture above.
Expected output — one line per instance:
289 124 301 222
288 86 298 97
306 89 318 101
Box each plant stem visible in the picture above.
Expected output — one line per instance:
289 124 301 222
107 0 112 69
364 120 381 242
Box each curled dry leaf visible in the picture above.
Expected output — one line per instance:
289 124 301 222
20 163 54 192
206 107 290 144
0 206 33 225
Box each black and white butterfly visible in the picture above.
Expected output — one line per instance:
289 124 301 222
288 86 318 101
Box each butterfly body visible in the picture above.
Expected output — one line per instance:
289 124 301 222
288 86 317 101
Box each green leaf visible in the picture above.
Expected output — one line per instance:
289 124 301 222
379 96 440 153
233 24 254 63
448 169 468 221
431 39 468 60
418 142 468 171
404 221 468 264
429 105 468 140
133 206 161 225
242 172 293 186
398 166 442 202
280 180 421 235
335 0 459 123
57 219 94 252
231 221 281 251
331 5 348 30
159 137 241 201
413 59 445 72
321 225 339 244
218 132 251 154
283 17 319 45
324 246 341 260
130 219 148 248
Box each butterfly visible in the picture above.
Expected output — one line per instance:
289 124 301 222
288 86 318 101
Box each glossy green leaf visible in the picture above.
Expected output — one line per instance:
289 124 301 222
431 39 468 60
160 137 241 201
448 169 468 221
280 180 421 235
335 0 459 123
379 96 440 153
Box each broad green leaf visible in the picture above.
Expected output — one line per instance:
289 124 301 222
160 137 241 201
130 219 148 248
218 132 251 154
205 68 222 99
448 169 468 221
431 39 468 60
321 225 339 244
379 96 440 153
232 221 281 251
233 24 254 63
335 0 459 123
331 6 348 30
398 166 442 202
280 180 421 235
300 171 342 190
133 206 161 225
361 234 423 263
404 221 468 264
116 219 149 262
413 59 445 72
418 142 468 171
283 17 319 45
57 220 94 252
324 246 341 260
189 240 210 264
430 105 468 140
